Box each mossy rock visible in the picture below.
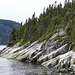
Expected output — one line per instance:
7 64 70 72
42 60 50 67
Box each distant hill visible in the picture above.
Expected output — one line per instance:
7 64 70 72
0 19 20 45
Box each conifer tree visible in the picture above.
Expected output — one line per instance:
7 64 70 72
7 27 16 46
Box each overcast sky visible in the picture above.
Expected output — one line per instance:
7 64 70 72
0 0 66 23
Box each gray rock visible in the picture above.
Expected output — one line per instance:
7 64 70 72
59 29 66 36
21 41 31 49
46 51 75 69
48 44 68 59
31 51 43 63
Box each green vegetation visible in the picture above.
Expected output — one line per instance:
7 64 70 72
7 0 75 50
72 45 75 51
41 71 47 74
37 34 51 43
54 34 63 45
7 27 16 46
42 60 50 66
54 35 62 41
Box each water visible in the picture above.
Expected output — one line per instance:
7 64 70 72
0 58 50 75
0 45 6 50
0 46 74 75
0 58 74 75
0 46 51 75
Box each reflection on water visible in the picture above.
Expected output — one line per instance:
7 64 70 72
0 58 74 75
0 58 51 75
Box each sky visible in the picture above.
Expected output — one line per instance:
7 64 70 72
0 0 66 23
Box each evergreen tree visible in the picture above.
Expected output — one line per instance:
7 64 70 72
7 27 16 46
7 0 75 49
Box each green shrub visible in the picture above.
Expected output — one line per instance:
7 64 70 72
53 38 62 46
62 40 67 45
37 36 45 43
72 46 75 51
53 30 57 33
45 34 52 41
37 33 52 43
18 40 29 47
58 38 62 42
54 35 62 41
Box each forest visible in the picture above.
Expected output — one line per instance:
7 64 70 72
7 0 75 51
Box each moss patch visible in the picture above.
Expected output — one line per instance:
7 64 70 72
42 60 50 67
72 46 75 51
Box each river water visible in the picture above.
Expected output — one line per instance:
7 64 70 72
0 58 51 75
0 46 74 75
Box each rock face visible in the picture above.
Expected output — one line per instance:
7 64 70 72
0 29 75 72
48 44 68 59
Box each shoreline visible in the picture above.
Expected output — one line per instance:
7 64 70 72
0 30 75 74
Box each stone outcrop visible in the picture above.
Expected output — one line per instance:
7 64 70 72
0 29 75 73
48 44 68 59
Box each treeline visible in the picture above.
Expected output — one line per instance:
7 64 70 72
7 0 75 50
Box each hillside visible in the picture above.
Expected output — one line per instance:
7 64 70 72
0 0 75 74
0 19 20 45
0 28 75 74
7 1 75 50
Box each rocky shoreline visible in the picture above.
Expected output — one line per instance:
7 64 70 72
0 29 75 74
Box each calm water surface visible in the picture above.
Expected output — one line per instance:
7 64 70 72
0 58 51 75
0 46 74 75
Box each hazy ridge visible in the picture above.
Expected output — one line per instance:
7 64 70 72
0 19 20 45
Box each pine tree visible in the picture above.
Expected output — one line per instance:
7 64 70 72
7 27 16 46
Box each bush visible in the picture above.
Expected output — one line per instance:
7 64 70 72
37 33 52 43
54 35 62 41
62 40 67 45
45 34 52 41
53 30 57 33
37 36 45 43
18 40 29 47
72 46 75 51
